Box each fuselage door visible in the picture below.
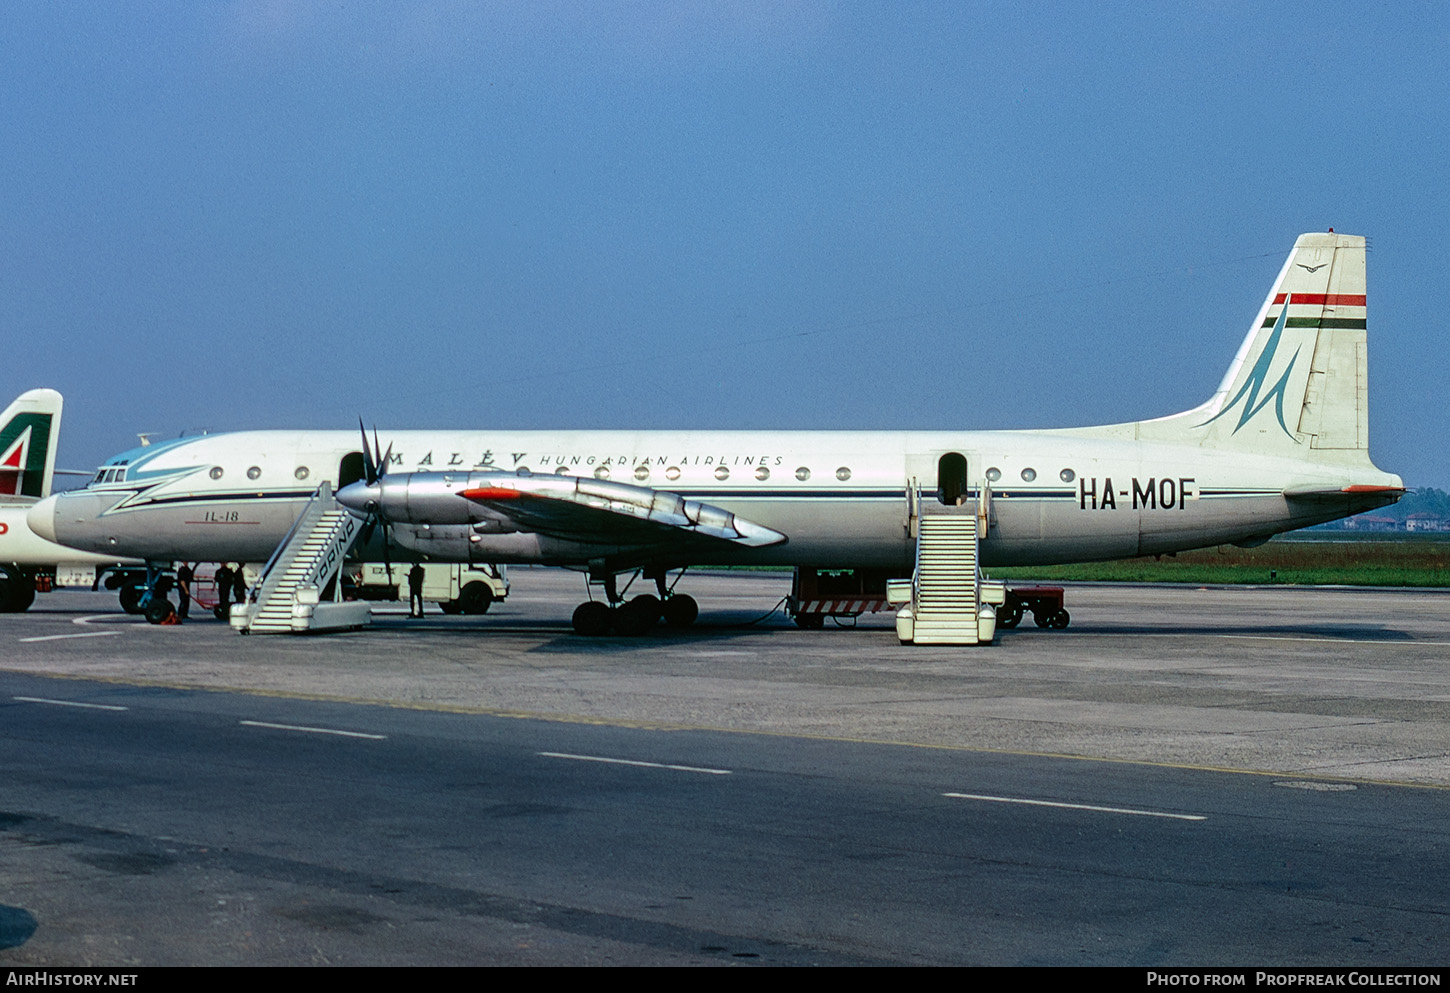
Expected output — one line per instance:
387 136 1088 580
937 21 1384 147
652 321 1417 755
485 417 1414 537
905 451 970 507
339 452 365 489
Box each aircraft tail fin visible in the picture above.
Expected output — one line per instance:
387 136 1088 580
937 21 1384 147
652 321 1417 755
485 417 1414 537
0 389 64 501
1140 232 1374 464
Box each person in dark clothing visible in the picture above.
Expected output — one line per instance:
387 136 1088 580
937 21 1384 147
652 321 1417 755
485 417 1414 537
408 564 425 618
176 563 193 620
231 566 247 606
215 564 233 611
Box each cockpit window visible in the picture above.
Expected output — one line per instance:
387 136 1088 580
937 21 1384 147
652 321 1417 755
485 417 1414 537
91 467 126 486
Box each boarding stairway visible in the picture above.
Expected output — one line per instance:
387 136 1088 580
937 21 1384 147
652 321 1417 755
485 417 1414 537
232 481 371 635
890 483 1005 646
912 513 983 643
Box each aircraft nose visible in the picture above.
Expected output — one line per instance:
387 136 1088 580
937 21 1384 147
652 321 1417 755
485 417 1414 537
26 495 59 543
336 480 381 516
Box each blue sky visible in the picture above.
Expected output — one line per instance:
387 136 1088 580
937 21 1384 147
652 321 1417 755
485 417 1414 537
4 2 1447 485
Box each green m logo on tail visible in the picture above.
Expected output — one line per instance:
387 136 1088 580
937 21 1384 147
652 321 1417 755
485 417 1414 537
0 414 54 498
1198 294 1301 439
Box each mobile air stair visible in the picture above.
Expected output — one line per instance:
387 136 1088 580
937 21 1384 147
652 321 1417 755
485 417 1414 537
231 481 372 635
889 485 1005 646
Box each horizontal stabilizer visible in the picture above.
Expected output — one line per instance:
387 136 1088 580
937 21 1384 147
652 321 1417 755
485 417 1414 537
1282 483 1404 501
1282 482 1403 519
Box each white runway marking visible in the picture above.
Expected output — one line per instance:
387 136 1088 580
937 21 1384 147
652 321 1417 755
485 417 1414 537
240 720 387 740
13 696 128 711
944 792 1206 821
539 751 732 775
19 631 122 643
72 614 142 627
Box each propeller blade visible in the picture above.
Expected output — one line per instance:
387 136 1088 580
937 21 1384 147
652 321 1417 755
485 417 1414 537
358 418 378 485
381 518 394 584
353 419 394 581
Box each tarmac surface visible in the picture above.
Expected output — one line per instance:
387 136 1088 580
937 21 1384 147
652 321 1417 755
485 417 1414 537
2 572 1449 966
5 569 1449 787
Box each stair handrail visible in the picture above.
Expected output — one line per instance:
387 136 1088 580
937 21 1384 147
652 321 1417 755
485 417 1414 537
912 501 925 607
250 481 334 612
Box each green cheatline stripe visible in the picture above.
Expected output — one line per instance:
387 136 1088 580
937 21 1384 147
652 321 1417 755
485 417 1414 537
1259 317 1366 329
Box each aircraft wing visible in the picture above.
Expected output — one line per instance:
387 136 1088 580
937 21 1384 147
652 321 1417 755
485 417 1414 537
457 473 787 548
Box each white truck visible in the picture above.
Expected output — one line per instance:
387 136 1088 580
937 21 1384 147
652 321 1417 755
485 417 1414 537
347 562 508 614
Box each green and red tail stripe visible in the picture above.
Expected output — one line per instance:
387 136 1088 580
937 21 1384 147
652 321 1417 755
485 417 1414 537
1261 292 1367 330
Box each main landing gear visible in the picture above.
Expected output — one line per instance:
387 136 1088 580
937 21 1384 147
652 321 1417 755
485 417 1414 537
571 569 698 638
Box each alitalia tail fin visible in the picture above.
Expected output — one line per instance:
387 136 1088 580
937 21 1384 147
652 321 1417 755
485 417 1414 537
1139 232 1374 465
0 389 63 501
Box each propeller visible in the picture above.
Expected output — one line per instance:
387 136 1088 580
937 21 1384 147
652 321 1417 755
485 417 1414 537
356 419 396 584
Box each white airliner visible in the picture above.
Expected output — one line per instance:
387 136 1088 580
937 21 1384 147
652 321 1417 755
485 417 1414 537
0 388 140 611
30 232 1402 631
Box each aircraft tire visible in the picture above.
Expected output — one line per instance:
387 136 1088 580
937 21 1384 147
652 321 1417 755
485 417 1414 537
457 581 493 615
145 598 176 625
9 583 35 612
629 594 661 622
613 600 656 637
0 571 35 612
118 585 145 615
660 593 698 628
572 601 613 637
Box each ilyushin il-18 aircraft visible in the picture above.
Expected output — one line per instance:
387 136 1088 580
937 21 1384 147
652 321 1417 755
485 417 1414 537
30 232 1402 634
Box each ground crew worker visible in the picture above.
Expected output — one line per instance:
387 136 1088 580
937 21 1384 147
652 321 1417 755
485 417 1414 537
231 566 247 606
409 564 425 617
176 563 193 620
215 563 233 612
